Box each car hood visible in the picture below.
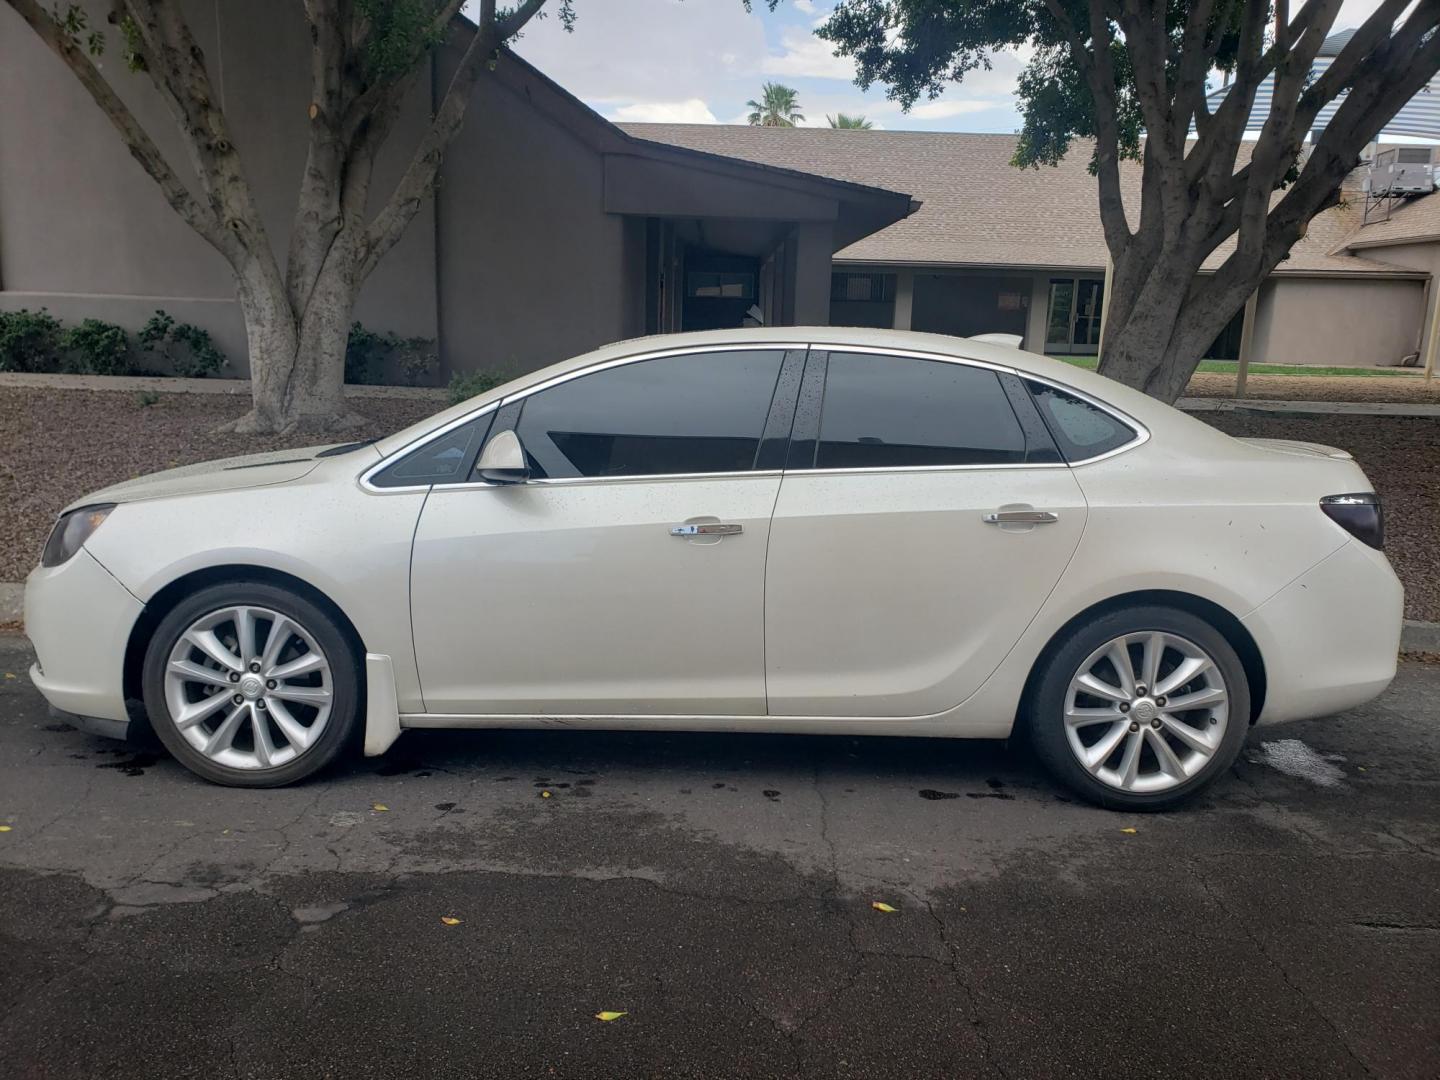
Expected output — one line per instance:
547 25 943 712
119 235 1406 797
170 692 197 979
64 443 375 512
1236 437 1354 461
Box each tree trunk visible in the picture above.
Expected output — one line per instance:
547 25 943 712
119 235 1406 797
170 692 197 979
225 248 366 435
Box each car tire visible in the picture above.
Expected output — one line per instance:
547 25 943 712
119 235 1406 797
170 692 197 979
142 581 361 787
1026 605 1250 811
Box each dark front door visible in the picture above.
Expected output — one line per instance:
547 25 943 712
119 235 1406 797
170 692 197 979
683 252 759 331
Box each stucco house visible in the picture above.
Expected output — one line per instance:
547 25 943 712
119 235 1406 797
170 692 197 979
2 3 1437 380
0 2 913 382
624 124 1438 368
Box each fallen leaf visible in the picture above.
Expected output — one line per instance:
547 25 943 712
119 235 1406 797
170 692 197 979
1120 827 1138 835
871 901 898 913
595 1011 627 1022
0 825 11 833
372 803 390 812
540 790 552 799
3 673 15 679
440 916 462 926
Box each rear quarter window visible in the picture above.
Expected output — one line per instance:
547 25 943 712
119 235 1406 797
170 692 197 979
1025 381 1138 462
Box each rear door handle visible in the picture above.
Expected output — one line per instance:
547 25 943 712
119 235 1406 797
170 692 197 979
670 523 743 537
982 510 1059 525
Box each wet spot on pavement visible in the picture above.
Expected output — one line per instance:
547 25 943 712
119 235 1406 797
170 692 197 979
762 790 781 800
96 752 159 777
918 789 960 801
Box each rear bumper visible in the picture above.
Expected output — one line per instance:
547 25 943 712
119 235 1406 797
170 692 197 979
25 549 142 723
1243 539 1403 725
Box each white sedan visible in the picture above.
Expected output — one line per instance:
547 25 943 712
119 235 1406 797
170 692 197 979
24 328 1402 808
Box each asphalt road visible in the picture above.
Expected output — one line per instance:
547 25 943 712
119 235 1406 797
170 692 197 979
1 636 1437 1080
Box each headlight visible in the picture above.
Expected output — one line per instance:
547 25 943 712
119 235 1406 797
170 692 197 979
41 504 115 568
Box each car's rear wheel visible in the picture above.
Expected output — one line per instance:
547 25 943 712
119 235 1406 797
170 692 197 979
142 581 361 787
1027 605 1250 810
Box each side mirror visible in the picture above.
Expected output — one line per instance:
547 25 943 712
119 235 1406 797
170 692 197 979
475 429 530 485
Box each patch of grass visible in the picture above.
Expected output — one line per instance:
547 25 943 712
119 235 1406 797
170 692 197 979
1055 356 1422 378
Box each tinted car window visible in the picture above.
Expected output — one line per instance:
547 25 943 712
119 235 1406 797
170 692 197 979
515 350 785 479
369 414 491 488
815 353 1028 469
1026 381 1137 461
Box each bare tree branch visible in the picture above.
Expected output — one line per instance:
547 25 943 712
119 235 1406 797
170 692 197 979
4 0 226 251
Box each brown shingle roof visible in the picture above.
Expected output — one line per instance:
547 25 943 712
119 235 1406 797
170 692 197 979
620 124 1422 278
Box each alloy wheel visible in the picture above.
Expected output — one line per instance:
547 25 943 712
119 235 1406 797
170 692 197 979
1063 631 1229 794
163 605 334 770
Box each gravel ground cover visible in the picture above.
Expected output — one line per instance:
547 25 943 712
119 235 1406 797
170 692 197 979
0 387 440 588
1185 371 1440 404
1 386 1435 620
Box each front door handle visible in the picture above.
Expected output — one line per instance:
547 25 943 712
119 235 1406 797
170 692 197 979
670 522 743 537
982 510 1059 525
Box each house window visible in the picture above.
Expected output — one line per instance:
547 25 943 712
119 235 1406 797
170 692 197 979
830 273 896 303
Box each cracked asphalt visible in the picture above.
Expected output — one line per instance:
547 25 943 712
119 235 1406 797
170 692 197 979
1 636 1437 1079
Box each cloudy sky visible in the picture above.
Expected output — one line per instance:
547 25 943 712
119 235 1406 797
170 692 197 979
507 0 1399 132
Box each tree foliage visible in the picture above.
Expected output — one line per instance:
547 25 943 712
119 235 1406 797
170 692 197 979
828 112 874 128
818 0 1440 400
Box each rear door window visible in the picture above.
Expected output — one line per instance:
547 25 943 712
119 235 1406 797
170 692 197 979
813 353 1030 469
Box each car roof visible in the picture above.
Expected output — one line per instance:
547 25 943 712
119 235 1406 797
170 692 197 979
370 326 1186 460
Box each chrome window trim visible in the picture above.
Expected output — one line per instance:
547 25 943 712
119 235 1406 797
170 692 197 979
357 339 1150 493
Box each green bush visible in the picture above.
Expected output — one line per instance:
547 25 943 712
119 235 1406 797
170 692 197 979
346 323 439 386
62 318 133 375
345 322 387 385
0 308 63 372
138 310 226 377
447 368 510 405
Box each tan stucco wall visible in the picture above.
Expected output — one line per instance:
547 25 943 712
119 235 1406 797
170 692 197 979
0 0 437 374
1249 277 1425 366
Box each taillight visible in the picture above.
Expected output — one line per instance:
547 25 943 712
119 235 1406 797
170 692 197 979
1320 493 1383 550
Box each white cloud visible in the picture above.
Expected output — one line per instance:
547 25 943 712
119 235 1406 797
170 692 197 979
761 27 855 80
793 0 818 11
909 99 999 119
607 98 720 124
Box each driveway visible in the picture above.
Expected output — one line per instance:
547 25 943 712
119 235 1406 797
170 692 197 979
1 636 1437 1079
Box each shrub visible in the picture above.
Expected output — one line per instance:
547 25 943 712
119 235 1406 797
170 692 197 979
62 318 133 376
138 310 226 377
346 323 439 386
447 368 510 405
344 322 387 385
0 308 63 373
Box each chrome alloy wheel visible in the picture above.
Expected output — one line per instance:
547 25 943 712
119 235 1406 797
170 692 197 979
163 605 333 770
1063 631 1229 794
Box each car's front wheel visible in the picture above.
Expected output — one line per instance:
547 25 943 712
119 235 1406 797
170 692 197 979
142 581 361 787
1027 605 1250 810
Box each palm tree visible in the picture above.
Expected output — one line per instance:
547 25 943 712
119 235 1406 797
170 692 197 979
746 83 805 127
828 113 873 129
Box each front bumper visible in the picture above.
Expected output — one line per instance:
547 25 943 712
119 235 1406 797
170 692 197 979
1243 539 1403 725
25 548 142 723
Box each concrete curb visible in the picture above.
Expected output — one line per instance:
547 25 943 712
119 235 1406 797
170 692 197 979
1 577 1434 653
1178 397 1440 418
1402 619 1440 654
0 583 21 624
0 370 447 401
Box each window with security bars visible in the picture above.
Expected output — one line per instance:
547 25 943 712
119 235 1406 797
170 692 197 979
830 273 896 303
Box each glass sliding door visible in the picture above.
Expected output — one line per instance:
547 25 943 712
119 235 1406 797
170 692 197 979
1045 276 1105 355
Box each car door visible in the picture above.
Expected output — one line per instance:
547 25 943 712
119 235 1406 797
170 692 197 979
764 349 1089 717
407 347 801 716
